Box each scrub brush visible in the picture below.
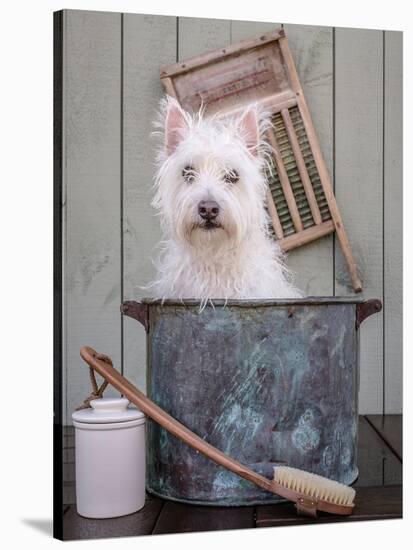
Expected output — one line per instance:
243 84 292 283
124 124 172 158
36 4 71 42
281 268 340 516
80 346 356 517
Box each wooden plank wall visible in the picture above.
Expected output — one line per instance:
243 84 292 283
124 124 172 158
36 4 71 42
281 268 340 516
383 32 403 413
63 10 123 422
335 28 384 413
59 10 402 422
122 14 177 391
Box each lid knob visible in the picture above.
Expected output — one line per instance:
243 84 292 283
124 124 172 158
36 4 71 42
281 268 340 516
90 397 130 413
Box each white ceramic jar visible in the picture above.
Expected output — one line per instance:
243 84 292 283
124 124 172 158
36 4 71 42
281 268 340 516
72 397 146 519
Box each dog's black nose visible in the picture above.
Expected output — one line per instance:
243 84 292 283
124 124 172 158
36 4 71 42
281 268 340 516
198 200 220 220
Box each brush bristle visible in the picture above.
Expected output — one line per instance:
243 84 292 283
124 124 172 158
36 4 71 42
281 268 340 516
273 466 356 507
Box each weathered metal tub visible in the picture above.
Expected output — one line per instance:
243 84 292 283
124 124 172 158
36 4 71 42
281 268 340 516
122 297 381 506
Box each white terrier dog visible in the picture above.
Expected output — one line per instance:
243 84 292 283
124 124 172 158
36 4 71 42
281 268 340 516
147 96 302 303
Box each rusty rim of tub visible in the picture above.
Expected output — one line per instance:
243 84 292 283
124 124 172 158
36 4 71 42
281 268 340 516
122 297 382 332
139 296 368 306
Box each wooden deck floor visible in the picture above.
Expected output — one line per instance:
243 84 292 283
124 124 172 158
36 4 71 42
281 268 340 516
63 414 402 540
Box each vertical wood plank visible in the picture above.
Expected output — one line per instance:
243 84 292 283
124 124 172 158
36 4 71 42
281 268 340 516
282 24 334 296
178 16 231 56
64 10 122 423
232 21 334 295
384 31 402 414
123 15 177 389
335 28 384 413
230 19 277 43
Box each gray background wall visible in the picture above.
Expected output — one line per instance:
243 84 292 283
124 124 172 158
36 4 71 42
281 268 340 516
59 9 402 424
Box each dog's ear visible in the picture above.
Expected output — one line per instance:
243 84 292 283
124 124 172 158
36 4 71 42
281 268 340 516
164 96 189 155
236 105 260 156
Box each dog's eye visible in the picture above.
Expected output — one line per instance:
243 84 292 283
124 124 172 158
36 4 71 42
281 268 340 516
224 169 239 184
182 165 196 183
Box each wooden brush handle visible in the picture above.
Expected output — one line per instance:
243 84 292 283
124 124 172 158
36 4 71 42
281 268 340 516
80 346 273 493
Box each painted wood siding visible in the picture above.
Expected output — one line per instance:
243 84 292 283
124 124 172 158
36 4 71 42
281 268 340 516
57 10 402 422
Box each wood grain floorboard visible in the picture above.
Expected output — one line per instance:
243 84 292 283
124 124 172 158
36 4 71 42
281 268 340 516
63 495 163 541
61 416 402 538
356 416 402 486
255 485 402 527
152 501 255 534
365 414 402 461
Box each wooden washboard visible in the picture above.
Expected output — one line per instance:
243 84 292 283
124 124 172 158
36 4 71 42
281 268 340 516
160 27 362 292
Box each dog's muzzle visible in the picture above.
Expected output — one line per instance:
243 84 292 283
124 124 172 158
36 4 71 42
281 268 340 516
198 200 219 221
197 200 221 230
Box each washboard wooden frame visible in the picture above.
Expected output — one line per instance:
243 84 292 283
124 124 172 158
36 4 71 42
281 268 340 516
160 27 362 292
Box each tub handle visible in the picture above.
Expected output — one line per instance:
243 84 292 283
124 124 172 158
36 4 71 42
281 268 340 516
356 299 382 328
121 301 149 332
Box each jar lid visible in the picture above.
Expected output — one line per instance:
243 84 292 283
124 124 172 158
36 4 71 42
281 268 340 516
72 397 145 424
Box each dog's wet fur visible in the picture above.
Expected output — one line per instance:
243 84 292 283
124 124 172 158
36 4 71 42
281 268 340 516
146 96 302 305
